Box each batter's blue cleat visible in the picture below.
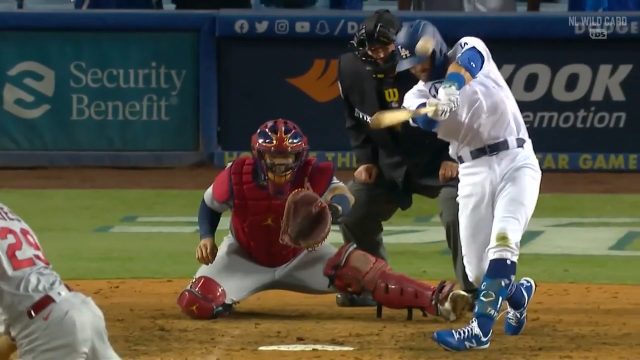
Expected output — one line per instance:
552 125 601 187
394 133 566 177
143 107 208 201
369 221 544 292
504 277 537 336
432 318 491 351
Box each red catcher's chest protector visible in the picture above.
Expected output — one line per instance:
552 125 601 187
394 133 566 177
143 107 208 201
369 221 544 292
227 157 333 267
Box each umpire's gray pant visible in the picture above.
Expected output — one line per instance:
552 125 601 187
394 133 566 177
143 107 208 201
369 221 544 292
339 180 476 292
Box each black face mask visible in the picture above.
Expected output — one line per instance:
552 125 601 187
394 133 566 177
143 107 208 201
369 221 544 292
350 10 400 78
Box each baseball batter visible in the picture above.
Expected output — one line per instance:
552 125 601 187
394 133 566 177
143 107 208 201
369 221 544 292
177 119 470 321
0 203 119 359
399 21 542 351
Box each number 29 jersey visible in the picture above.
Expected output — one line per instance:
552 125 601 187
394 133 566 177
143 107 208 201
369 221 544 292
0 203 64 322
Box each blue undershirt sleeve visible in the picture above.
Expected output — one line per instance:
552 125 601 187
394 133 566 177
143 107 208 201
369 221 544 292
198 199 222 240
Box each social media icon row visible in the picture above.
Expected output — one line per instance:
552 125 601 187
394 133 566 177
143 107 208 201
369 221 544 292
233 19 299 34
233 19 359 35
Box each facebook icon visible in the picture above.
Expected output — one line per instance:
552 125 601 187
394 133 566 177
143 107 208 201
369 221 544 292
234 20 249 34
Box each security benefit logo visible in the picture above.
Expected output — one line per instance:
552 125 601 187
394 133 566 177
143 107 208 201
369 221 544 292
2 61 188 121
2 61 55 119
286 59 340 103
69 61 186 121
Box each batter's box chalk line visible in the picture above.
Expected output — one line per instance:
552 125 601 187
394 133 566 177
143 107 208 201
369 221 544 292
258 344 355 351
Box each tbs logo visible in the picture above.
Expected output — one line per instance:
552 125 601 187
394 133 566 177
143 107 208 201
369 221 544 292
589 28 607 39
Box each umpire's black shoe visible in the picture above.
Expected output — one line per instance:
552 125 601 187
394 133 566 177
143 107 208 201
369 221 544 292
335 292 377 307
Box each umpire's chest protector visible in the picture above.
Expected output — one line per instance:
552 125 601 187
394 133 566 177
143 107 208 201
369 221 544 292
338 53 448 184
339 53 404 152
339 53 390 122
225 157 333 268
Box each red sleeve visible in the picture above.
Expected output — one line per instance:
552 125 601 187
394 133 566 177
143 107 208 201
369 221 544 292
308 161 335 195
212 164 233 204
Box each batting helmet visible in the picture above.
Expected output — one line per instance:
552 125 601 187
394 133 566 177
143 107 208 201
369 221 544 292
395 20 448 80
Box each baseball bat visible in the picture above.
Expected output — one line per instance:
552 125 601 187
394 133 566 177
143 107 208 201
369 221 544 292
369 104 437 130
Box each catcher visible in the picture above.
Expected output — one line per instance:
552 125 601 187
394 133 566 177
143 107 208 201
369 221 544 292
177 119 471 321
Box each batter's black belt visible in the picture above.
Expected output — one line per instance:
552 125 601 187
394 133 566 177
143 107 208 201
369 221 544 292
457 138 526 164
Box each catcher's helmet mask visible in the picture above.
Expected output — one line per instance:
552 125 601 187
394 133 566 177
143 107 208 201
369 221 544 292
251 119 309 198
350 9 401 77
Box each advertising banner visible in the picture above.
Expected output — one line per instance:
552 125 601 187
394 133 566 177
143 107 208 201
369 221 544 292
216 14 640 155
217 11 639 40
217 38 350 151
215 151 640 171
0 31 199 151
489 39 639 153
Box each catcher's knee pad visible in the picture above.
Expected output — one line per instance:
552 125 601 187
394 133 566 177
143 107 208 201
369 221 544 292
177 276 231 320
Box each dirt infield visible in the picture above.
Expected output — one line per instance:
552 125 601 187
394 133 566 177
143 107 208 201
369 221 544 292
2 167 640 193
69 279 640 360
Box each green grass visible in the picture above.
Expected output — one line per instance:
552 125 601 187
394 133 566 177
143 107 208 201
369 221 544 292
0 190 200 279
389 193 640 221
1 190 639 284
386 243 640 284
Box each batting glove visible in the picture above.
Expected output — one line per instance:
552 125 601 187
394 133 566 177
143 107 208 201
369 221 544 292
409 98 453 130
437 81 460 110
429 98 456 121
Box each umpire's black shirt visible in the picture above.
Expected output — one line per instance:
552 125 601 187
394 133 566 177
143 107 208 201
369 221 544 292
338 52 454 199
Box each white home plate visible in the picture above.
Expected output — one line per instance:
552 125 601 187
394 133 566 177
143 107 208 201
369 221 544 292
258 345 355 351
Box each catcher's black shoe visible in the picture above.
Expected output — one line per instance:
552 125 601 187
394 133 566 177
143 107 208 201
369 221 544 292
335 292 377 307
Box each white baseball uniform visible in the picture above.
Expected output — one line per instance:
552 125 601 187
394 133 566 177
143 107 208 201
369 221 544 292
0 203 119 360
193 178 345 305
403 37 542 286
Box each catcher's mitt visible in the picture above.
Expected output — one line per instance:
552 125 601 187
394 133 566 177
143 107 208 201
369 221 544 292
280 188 332 250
